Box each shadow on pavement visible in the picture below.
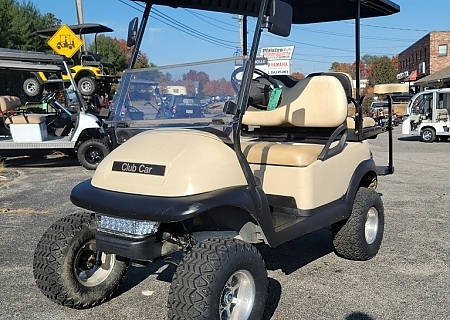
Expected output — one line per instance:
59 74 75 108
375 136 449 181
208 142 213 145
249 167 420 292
257 228 333 275
115 228 333 317
346 312 374 320
1 150 80 168
397 136 421 142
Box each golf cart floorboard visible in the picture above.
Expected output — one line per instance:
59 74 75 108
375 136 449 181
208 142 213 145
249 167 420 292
0 136 75 149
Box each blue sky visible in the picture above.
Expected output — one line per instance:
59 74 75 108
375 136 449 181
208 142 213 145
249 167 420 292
31 0 450 76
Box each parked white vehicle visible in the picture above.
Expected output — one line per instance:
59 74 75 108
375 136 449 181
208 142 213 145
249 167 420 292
401 88 450 142
0 48 111 169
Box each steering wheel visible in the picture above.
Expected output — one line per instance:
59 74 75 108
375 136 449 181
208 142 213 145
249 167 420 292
231 67 282 110
41 90 58 104
231 66 280 94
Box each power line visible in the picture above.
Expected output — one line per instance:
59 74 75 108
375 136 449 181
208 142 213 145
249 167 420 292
183 9 239 28
341 21 430 32
117 0 238 50
293 26 418 42
184 9 238 32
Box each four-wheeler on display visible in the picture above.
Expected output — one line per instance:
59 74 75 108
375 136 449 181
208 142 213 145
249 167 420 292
401 88 450 142
33 0 401 319
0 48 111 170
23 24 120 97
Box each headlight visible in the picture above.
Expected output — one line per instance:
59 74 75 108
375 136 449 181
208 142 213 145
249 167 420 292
97 215 160 238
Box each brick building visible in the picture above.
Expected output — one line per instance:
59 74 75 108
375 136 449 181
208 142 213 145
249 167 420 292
397 31 450 84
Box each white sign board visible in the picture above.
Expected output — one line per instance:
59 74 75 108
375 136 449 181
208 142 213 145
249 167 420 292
268 59 290 75
260 46 295 60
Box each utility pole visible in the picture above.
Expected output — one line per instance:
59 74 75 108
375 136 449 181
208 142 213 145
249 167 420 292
232 15 244 55
75 0 86 51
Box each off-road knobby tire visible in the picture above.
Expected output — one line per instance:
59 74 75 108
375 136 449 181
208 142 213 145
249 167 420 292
421 128 436 143
33 212 128 309
167 238 267 320
332 187 384 261
77 138 110 170
23 77 43 97
78 77 97 96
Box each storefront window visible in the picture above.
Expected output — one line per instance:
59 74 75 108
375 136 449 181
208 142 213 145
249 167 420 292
439 44 448 57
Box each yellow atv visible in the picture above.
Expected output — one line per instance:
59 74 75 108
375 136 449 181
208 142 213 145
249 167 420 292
23 24 120 97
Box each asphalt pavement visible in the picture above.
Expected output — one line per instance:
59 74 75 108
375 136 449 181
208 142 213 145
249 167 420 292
0 129 449 320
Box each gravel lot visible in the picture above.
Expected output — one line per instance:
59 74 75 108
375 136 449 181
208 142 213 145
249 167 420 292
0 129 449 320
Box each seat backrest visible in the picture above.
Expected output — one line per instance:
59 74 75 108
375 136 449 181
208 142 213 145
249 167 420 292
0 95 20 113
436 108 449 121
307 72 353 99
243 75 348 128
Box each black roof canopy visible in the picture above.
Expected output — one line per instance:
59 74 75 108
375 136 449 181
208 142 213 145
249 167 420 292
36 23 114 38
133 0 399 24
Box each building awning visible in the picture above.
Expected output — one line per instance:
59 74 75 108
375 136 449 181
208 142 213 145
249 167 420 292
415 65 450 85
406 70 417 81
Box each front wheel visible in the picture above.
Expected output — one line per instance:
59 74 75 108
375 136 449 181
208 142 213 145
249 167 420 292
23 77 43 97
78 77 98 96
167 238 267 320
421 128 436 142
77 138 110 170
33 212 128 309
332 187 384 261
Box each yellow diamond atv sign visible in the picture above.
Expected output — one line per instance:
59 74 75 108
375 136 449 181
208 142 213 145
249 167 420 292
47 24 83 58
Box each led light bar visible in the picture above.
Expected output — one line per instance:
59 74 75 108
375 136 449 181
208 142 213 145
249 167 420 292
97 215 160 238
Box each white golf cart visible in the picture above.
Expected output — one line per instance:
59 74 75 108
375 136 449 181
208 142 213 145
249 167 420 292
0 48 111 169
401 88 450 142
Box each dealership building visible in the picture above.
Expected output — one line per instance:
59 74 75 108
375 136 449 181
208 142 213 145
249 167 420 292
398 31 450 88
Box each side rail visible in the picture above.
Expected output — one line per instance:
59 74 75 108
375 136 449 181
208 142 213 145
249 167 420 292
373 83 409 175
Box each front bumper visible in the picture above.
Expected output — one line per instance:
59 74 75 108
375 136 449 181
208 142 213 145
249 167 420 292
96 231 156 261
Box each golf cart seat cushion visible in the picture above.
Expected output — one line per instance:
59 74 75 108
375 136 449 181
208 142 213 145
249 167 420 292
374 83 409 95
242 142 325 167
5 114 46 124
243 75 348 127
346 116 376 129
437 108 449 121
0 95 21 113
307 72 353 98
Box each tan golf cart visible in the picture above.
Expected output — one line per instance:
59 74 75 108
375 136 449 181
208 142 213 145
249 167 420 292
33 0 402 319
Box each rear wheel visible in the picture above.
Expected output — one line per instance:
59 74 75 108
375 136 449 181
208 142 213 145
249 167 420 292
421 128 436 142
78 77 97 96
23 77 43 97
167 238 267 320
332 187 384 261
33 212 128 309
77 139 110 170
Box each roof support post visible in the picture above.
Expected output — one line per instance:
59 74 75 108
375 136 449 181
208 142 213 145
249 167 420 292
355 0 363 140
128 2 152 69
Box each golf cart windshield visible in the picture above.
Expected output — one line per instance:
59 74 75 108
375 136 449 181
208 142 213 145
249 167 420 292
109 57 243 130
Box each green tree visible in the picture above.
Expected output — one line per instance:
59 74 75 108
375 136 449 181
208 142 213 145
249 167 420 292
368 56 397 86
0 0 62 51
361 54 378 66
88 35 127 71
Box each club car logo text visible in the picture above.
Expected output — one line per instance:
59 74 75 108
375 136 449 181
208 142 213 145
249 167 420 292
112 161 166 176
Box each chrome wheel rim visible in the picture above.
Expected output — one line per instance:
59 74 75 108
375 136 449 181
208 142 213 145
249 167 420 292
27 83 37 93
365 207 379 245
423 130 432 141
81 81 92 92
74 239 115 287
219 270 255 320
